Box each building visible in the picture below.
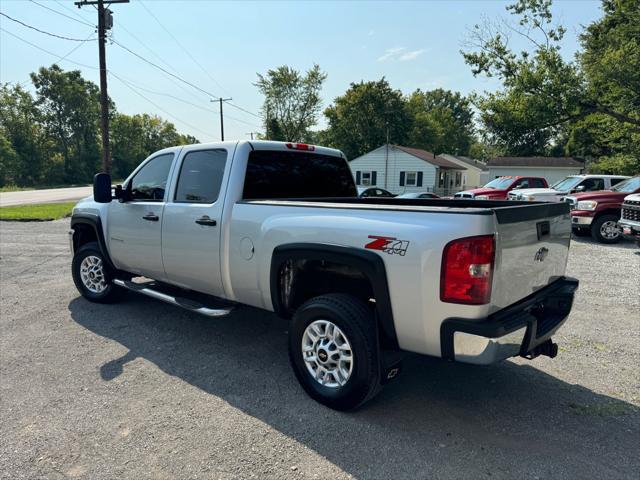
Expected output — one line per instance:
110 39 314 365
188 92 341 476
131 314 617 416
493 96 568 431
481 157 585 185
438 154 488 189
349 145 466 195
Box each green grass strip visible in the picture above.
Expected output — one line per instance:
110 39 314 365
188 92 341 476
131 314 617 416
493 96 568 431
0 202 76 221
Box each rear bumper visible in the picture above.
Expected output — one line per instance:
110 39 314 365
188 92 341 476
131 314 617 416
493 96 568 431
440 277 579 365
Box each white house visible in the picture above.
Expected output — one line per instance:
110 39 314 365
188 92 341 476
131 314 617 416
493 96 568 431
481 157 586 185
438 154 488 189
349 145 466 195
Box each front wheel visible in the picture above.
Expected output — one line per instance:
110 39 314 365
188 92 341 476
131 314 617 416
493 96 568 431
72 242 123 303
288 294 381 411
591 215 622 244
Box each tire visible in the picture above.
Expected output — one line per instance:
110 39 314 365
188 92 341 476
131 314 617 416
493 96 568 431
72 242 124 303
288 294 381 411
590 214 622 244
571 227 589 237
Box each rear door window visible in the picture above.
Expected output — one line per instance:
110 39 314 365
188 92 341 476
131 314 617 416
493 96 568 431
242 150 356 199
174 149 227 203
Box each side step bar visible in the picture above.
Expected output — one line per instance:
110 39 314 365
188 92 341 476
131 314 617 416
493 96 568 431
113 279 233 317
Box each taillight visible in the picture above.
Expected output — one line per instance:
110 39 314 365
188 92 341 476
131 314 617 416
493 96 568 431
285 142 315 151
440 235 495 305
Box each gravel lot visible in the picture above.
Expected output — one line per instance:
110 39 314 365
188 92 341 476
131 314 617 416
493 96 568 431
1 220 638 479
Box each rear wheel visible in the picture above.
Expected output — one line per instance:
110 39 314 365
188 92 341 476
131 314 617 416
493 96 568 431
591 215 622 244
72 242 124 303
288 294 381 410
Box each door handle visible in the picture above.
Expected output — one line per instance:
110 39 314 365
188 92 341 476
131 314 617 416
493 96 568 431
142 213 159 221
195 215 217 226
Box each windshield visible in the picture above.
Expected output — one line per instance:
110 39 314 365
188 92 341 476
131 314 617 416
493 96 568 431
551 176 582 191
484 177 514 189
611 176 640 193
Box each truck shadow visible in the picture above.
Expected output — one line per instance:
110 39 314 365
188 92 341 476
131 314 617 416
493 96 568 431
69 296 639 479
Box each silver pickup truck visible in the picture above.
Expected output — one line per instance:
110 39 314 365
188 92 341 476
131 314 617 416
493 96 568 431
70 140 578 410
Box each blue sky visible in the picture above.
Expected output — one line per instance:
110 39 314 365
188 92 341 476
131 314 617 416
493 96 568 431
1 0 603 143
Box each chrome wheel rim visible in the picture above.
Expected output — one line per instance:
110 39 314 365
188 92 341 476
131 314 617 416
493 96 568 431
600 220 621 239
302 319 354 388
80 255 107 293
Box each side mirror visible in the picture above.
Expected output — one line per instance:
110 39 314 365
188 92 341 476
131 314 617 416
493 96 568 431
574 185 586 192
93 173 112 203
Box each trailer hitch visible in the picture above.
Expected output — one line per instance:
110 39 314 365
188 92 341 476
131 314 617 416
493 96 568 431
523 339 558 360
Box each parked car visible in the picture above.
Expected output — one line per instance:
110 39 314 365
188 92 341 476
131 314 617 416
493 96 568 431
70 140 578 410
395 192 440 199
454 176 548 200
619 193 640 246
357 186 394 198
564 176 640 243
508 174 629 202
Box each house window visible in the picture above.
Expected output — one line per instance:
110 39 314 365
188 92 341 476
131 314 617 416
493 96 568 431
361 171 372 186
405 171 417 186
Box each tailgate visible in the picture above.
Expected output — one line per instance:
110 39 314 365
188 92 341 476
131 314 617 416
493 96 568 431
491 203 571 311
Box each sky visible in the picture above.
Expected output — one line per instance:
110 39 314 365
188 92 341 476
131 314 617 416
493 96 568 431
1 0 604 143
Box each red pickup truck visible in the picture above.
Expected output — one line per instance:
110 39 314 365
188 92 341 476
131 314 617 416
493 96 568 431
454 176 548 200
564 176 640 243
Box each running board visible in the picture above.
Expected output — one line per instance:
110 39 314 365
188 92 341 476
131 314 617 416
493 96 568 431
113 279 233 317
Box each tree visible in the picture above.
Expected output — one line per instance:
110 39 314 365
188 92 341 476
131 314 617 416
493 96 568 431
255 64 327 142
407 89 475 155
30 65 102 183
462 0 640 168
0 129 20 186
0 84 48 186
324 78 411 159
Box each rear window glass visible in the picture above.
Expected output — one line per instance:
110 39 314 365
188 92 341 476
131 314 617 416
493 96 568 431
242 150 357 199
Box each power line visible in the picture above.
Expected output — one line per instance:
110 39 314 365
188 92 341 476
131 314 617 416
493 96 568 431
0 27 97 69
0 12 96 42
109 71 214 138
136 0 260 120
110 38 220 100
113 21 205 103
52 0 95 24
137 0 230 96
28 0 94 27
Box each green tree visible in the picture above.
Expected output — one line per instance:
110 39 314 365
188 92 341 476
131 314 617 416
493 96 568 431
255 64 327 142
0 129 20 186
407 89 474 154
30 65 102 183
462 0 640 168
324 78 411 159
0 84 47 185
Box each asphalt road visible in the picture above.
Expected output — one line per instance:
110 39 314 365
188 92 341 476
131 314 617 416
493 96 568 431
1 220 638 479
0 186 92 206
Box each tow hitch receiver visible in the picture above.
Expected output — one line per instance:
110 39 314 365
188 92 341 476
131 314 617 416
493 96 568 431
523 339 558 360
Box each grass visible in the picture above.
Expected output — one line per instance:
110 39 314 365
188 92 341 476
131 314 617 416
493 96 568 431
0 202 76 221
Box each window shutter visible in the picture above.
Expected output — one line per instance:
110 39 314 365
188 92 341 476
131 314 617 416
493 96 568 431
399 171 405 186
371 171 377 185
417 172 423 187
355 171 361 185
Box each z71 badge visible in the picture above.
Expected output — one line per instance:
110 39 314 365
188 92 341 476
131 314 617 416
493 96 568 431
365 235 410 256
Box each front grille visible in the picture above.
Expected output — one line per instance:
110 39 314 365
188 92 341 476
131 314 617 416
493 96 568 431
621 202 640 222
455 193 474 199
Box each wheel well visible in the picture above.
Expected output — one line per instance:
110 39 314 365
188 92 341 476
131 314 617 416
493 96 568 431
278 258 374 316
594 209 621 220
72 223 98 252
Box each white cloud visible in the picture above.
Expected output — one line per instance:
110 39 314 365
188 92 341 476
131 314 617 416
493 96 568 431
399 49 426 61
377 47 406 62
377 47 426 62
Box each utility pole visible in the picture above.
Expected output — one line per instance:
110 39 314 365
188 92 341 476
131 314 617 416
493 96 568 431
75 0 129 174
245 132 257 140
211 97 232 141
